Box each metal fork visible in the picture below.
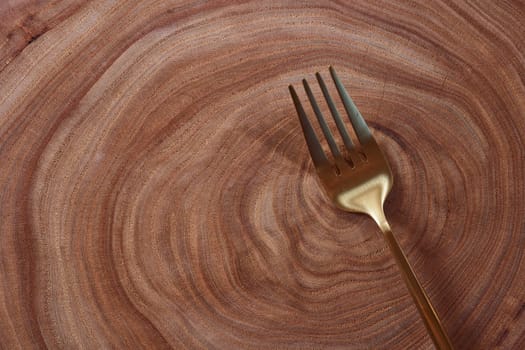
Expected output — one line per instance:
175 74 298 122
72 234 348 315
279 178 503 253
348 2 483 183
289 67 453 350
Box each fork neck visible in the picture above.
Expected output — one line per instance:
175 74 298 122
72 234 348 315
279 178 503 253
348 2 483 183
366 204 391 233
373 214 391 233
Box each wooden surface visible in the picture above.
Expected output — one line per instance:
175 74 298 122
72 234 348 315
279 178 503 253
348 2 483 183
1 1 525 349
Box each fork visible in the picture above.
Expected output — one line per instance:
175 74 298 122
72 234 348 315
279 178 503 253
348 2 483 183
289 66 453 350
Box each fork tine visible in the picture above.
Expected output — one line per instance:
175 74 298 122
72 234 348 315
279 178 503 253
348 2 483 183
329 66 372 143
289 85 328 167
302 79 341 158
315 72 354 151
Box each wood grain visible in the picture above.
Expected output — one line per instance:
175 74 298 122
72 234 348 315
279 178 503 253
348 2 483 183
1 1 524 348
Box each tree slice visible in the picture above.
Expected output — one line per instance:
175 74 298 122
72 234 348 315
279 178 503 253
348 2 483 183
1 1 524 349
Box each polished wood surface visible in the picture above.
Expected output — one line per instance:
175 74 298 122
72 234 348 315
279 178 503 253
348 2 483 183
1 1 524 349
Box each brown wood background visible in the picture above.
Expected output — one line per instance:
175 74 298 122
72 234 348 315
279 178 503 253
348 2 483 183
1 1 524 349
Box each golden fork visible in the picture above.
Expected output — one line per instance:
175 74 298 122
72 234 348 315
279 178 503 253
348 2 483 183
289 67 453 350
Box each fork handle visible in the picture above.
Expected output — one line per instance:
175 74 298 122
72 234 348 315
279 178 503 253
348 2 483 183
382 229 453 350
